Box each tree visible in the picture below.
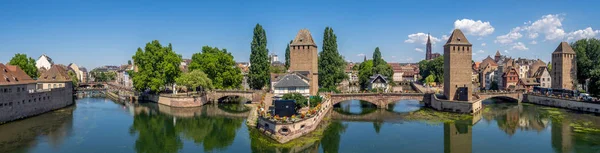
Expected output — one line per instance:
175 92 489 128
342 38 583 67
358 60 374 90
131 40 182 93
425 75 436 86
67 70 79 87
371 47 393 78
189 46 242 89
284 40 292 70
572 38 600 95
128 60 132 65
8 53 39 79
270 65 286 74
318 27 347 90
281 92 308 109
418 56 444 83
547 62 552 72
248 24 270 90
490 80 499 90
175 70 214 92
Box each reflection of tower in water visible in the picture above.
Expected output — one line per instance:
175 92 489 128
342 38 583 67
551 119 572 153
444 122 472 153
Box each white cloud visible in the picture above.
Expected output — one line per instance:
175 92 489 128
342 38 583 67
415 48 424 52
478 50 485 53
356 53 365 57
524 14 565 41
566 27 600 41
530 41 538 44
511 42 529 51
404 57 414 62
481 43 486 46
472 52 477 56
504 50 509 53
495 27 523 44
404 33 441 45
454 19 495 36
442 35 449 41
391 56 397 59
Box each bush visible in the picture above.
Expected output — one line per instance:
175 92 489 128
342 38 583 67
282 93 308 109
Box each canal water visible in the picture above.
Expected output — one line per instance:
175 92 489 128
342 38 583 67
1 97 600 153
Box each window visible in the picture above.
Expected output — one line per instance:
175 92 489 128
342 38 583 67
288 87 296 91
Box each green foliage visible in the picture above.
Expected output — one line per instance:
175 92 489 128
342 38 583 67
67 70 79 87
318 27 347 89
90 70 116 82
270 64 286 74
318 87 341 93
8 53 39 78
248 24 270 90
425 75 436 85
189 46 242 89
357 47 393 90
418 56 444 83
371 47 393 78
309 96 323 107
358 60 374 90
572 38 600 95
285 40 292 70
131 40 182 93
547 62 552 72
175 70 214 92
282 92 308 109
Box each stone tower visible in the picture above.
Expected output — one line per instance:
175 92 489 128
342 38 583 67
551 42 577 90
444 29 473 101
426 33 432 60
289 29 319 95
494 50 502 62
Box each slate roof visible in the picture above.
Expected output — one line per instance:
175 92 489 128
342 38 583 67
369 74 388 84
529 59 547 77
553 42 576 54
0 63 36 85
273 73 310 88
531 66 548 79
445 29 471 45
291 29 317 46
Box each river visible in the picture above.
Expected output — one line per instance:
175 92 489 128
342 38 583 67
0 97 599 153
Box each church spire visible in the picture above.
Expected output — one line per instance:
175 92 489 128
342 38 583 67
426 33 433 60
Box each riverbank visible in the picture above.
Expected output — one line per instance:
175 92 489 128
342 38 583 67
523 94 600 113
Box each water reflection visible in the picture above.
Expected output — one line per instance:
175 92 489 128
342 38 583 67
131 103 246 153
0 106 74 152
333 100 377 115
387 100 422 113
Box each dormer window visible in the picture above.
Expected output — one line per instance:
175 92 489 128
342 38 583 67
457 38 461 41
3 69 6 73
14 77 18 82
5 77 9 82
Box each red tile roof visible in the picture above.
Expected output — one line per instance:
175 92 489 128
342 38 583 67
0 63 36 85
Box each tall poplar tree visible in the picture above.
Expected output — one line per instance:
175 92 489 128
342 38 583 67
285 40 292 70
318 27 346 90
248 24 270 90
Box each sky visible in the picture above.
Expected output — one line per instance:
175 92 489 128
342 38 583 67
1 0 600 69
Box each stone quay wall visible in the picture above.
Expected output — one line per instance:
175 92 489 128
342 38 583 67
139 93 209 108
424 93 481 114
523 94 600 113
257 96 333 143
0 82 74 124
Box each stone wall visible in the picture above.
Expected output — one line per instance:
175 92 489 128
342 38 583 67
140 93 208 108
257 96 332 143
0 82 74 124
424 94 481 114
523 94 600 113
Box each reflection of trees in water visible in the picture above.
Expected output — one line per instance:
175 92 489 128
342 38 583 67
130 110 244 153
0 107 75 152
373 121 383 134
321 121 348 153
482 102 600 152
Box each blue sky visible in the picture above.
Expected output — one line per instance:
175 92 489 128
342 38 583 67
1 0 600 69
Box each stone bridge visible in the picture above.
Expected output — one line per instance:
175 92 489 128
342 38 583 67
207 90 264 103
475 92 523 102
330 93 425 108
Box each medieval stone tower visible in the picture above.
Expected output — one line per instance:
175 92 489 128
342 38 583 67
426 33 433 60
551 42 577 90
289 29 319 95
444 29 473 101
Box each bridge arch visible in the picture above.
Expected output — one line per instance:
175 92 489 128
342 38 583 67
476 93 522 103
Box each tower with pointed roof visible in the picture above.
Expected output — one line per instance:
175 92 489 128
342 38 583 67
444 29 473 101
551 42 577 90
289 29 319 95
494 50 502 62
426 33 433 60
